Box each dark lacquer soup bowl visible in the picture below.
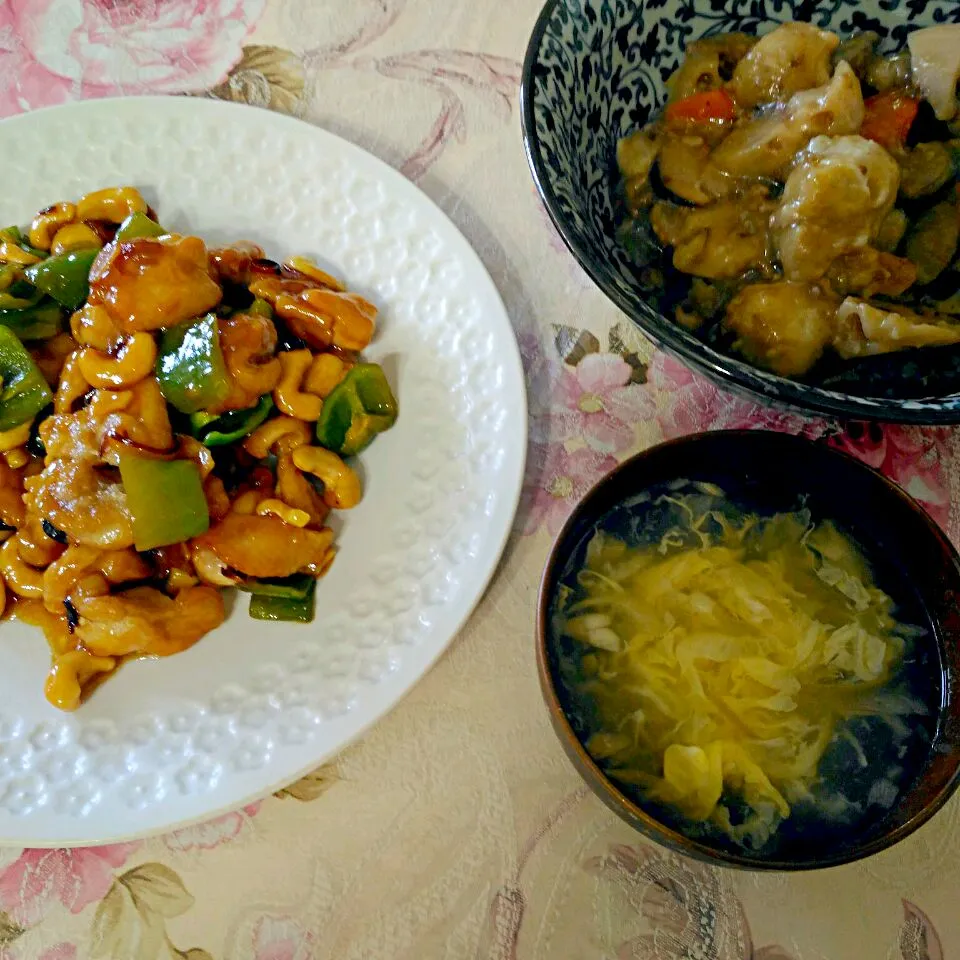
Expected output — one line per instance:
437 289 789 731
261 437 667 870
537 431 960 869
521 0 960 423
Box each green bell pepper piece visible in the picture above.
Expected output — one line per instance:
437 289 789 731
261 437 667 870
116 211 167 241
0 226 23 244
189 394 273 447
118 452 210 551
157 313 231 415
24 249 99 311
248 298 273 319
0 327 53 431
238 573 314 600
0 298 62 341
315 362 398 457
248 580 316 623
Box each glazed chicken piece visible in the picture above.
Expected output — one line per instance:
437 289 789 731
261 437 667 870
833 298 960 358
211 312 282 413
772 135 900 283
730 22 839 108
76 584 226 658
651 189 775 280
26 459 134 549
27 377 175 550
710 61 865 179
724 281 839 376
88 235 223 333
194 513 332 579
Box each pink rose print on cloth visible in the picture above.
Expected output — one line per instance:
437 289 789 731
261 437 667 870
545 353 655 455
0 842 140 926
37 945 76 960
163 801 261 852
828 423 952 530
648 352 830 440
518 332 649 536
252 914 315 960
0 0 265 117
519 442 617 537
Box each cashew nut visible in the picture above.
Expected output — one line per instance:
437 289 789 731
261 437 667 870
51 222 103 256
276 453 328 526
229 490 266 516
29 202 77 251
274 288 376 352
76 186 147 223
77 333 157 389
54 352 91 414
70 305 122 352
291 446 361 510
0 538 44 598
3 449 27 470
167 568 199 593
191 544 237 587
0 241 41 266
42 544 100 613
304 353 348 399
178 435 215 480
0 421 32 453
45 650 116 712
283 256 345 291
243 415 311 458
98 548 151 584
256 499 311 528
274 350 322 421
16 514 65 568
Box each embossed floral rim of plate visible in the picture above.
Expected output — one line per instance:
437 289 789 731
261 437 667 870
0 97 526 846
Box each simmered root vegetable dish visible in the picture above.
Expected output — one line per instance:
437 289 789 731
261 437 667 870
617 22 960 379
0 187 397 710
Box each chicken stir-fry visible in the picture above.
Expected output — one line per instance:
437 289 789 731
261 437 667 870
618 21 960 380
0 188 398 710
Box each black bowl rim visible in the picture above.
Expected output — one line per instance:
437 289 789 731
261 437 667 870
519 0 960 425
535 429 960 871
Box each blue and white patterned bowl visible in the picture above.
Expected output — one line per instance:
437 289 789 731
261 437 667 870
521 0 960 423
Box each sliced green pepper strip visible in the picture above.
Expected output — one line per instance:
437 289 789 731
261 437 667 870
24 248 99 310
157 313 231 415
116 211 167 241
0 283 43 311
0 327 53 431
0 226 23 244
248 580 316 623
238 573 314 600
0 298 62 341
315 362 398 457
118 452 210 551
248 298 273 319
189 394 273 447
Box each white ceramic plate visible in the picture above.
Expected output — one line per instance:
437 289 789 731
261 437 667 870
0 97 526 846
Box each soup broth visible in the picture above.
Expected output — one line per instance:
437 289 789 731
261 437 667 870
553 482 943 859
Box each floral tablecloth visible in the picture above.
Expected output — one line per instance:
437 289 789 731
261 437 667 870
0 2 957 958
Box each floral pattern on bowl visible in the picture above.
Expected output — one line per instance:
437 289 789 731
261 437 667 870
521 0 960 423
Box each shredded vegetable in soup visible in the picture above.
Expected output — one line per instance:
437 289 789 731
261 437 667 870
617 21 960 381
556 490 933 851
0 187 398 710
